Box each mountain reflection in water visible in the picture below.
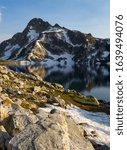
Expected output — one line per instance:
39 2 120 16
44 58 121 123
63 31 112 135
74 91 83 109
6 63 110 102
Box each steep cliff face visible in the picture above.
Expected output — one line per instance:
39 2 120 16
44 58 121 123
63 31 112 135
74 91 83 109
0 18 110 66
27 40 46 61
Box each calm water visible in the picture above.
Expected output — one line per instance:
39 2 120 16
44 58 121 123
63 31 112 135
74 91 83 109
5 62 110 102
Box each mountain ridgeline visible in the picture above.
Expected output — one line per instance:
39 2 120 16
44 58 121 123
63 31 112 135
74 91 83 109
0 18 110 67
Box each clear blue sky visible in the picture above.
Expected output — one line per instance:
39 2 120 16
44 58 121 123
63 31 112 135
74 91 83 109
0 0 109 42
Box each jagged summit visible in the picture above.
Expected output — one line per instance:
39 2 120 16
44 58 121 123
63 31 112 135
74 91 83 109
53 23 61 28
25 18 52 33
28 18 50 25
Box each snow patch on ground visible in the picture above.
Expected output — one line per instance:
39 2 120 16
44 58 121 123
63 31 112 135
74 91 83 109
67 107 110 146
39 105 110 147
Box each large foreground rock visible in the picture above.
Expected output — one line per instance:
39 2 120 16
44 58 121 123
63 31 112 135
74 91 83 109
6 110 94 150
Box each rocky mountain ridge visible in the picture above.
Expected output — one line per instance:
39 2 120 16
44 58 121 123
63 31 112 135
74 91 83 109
0 18 110 67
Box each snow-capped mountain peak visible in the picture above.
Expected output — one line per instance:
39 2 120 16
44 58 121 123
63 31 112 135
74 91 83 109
0 18 110 66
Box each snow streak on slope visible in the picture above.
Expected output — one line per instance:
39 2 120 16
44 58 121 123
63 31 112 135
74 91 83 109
27 29 39 42
42 27 84 47
1 44 20 59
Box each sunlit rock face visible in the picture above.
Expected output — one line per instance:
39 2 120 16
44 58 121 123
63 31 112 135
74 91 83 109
0 18 110 65
27 40 46 61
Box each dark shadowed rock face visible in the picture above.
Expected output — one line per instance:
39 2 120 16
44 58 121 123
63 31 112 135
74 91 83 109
0 18 110 65
67 30 87 45
26 18 51 33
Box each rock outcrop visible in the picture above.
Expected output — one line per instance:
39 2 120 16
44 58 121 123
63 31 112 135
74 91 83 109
0 101 94 150
9 111 94 150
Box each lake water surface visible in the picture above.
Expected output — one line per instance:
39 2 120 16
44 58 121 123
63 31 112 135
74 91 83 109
5 62 110 102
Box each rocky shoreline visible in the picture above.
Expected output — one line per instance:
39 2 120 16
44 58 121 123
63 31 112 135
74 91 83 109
0 65 110 150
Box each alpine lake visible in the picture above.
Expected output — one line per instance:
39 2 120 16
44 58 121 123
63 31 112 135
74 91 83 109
0 60 110 103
